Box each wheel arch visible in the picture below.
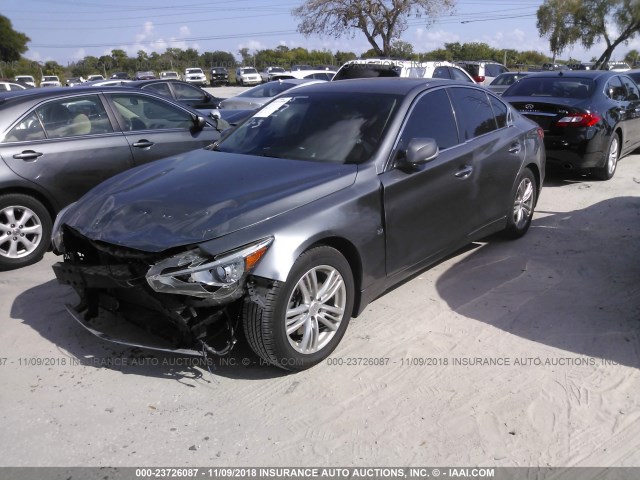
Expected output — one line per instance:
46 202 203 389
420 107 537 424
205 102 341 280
524 162 542 202
0 187 57 222
306 236 363 316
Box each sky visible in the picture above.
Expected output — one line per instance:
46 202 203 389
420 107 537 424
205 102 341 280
3 0 639 67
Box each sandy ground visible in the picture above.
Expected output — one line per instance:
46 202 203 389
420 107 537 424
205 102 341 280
0 154 639 467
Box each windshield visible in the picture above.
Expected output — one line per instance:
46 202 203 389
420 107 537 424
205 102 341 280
505 77 594 98
241 68 258 74
187 69 203 74
216 92 401 164
43 77 57 81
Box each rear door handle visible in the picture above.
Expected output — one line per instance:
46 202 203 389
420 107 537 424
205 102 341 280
508 142 521 154
132 140 154 148
13 151 43 161
455 165 473 178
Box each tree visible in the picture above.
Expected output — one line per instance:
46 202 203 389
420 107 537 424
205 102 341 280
0 15 30 62
293 0 455 57
537 0 640 68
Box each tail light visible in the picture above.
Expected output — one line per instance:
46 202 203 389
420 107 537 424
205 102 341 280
556 112 601 127
473 75 485 83
537 127 544 140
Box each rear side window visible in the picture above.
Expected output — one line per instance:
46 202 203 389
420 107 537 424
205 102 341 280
449 88 497 140
485 64 507 77
450 67 473 82
11 95 113 140
432 67 451 79
172 82 205 100
489 95 509 128
620 75 640 100
142 82 172 97
397 88 459 152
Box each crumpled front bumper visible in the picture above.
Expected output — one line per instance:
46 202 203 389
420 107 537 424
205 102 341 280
63 303 202 356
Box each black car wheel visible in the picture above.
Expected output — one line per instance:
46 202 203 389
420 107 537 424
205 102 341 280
243 246 354 371
503 168 536 239
594 132 619 180
0 194 52 270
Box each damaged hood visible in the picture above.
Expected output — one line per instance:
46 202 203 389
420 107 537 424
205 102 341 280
62 150 357 251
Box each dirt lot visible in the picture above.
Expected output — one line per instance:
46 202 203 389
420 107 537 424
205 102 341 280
1 153 639 467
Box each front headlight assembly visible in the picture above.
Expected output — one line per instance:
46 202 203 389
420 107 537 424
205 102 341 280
146 237 273 298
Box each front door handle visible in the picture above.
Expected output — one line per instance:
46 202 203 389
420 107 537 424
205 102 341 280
132 140 154 148
508 142 521 154
455 165 473 178
13 151 43 161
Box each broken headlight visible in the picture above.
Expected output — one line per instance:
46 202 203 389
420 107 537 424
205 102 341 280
146 237 273 298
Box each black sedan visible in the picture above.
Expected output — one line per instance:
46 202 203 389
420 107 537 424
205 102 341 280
0 86 224 270
52 78 545 371
125 79 224 112
502 70 640 179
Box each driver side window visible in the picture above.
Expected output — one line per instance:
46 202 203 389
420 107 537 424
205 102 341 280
396 89 459 155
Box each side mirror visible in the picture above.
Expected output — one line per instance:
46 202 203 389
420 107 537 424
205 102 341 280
399 138 439 168
191 114 207 132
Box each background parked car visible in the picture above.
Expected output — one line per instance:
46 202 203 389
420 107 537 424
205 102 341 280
487 72 530 96
209 67 229 86
40 76 62 88
14 75 36 88
235 67 261 86
110 72 131 80
51 78 544 371
184 67 207 86
333 59 475 83
86 74 105 82
502 70 640 180
456 60 508 84
272 70 335 81
126 79 224 113
0 86 224 269
260 66 286 83
0 81 27 91
134 71 156 80
65 77 85 87
159 71 180 80
218 78 323 110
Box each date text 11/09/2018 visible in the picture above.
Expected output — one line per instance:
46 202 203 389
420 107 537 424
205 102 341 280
134 467 496 478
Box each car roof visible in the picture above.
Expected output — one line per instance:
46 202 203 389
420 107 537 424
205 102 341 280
0 85 200 111
277 77 473 96
522 70 624 81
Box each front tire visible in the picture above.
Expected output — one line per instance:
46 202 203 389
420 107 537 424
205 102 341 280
0 194 52 270
243 246 355 371
594 132 619 180
503 168 536 239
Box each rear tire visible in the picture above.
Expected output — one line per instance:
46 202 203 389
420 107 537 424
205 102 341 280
503 168 536 239
243 246 354 371
593 132 619 180
0 194 52 270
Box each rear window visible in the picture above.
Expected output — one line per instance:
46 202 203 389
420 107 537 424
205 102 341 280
504 77 594 98
333 64 401 80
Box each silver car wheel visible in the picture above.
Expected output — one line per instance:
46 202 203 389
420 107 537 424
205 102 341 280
607 134 619 176
513 177 534 230
0 205 43 259
285 265 347 354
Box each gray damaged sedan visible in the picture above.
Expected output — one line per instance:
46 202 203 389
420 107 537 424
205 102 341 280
52 78 545 371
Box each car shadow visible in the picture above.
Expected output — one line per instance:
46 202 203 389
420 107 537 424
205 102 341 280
11 280 291 382
435 196 640 367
